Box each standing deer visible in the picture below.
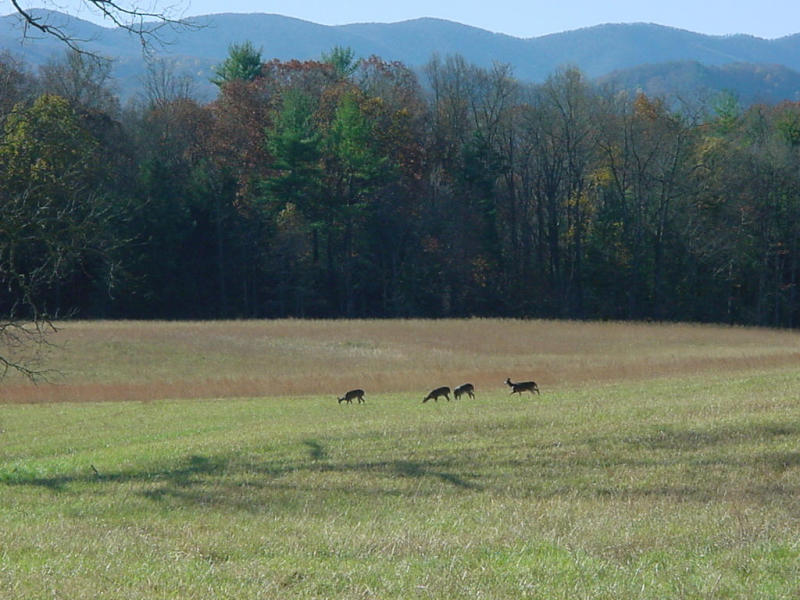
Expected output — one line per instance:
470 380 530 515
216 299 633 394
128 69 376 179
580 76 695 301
338 389 366 404
453 383 475 400
506 377 540 396
423 386 451 403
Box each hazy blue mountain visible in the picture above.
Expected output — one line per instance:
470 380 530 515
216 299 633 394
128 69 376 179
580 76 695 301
2 10 800 103
599 61 800 105
528 24 800 78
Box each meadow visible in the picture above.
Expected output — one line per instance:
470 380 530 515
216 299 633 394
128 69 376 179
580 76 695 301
1 319 800 598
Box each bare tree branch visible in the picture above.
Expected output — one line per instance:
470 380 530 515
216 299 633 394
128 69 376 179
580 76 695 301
8 0 194 57
0 320 58 381
1 95 130 381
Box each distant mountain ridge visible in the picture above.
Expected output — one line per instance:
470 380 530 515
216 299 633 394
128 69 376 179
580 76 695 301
2 10 800 102
599 61 800 105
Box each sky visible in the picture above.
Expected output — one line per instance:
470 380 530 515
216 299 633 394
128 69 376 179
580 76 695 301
12 0 800 39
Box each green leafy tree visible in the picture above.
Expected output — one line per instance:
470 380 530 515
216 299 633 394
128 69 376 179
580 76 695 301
321 46 359 79
327 93 385 188
323 92 388 315
265 90 323 213
211 41 263 87
262 89 324 314
711 91 742 134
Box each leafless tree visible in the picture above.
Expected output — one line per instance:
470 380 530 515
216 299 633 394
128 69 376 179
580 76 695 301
141 57 195 107
39 49 120 113
0 51 35 118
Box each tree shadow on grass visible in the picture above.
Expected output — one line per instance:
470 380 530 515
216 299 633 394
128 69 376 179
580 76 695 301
0 453 228 492
303 439 327 460
624 422 800 451
0 448 482 506
2 420 799 510
394 459 480 489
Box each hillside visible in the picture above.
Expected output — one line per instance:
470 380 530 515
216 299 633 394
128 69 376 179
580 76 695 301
599 61 800 104
2 10 800 101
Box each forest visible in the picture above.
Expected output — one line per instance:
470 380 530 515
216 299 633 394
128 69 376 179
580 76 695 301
3 44 800 327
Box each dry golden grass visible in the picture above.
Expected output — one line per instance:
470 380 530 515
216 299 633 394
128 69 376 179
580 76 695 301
2 318 799 403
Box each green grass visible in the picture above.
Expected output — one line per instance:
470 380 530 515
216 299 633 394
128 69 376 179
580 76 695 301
2 367 800 598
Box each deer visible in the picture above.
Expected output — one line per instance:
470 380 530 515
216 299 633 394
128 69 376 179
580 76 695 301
338 389 365 404
423 386 451 403
453 383 475 400
506 377 540 396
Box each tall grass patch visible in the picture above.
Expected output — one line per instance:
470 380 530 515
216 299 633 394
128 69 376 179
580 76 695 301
2 318 800 403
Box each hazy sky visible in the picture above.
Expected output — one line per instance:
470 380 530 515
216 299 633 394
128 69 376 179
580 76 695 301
14 0 800 39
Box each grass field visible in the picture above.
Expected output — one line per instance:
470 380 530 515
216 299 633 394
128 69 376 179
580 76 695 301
1 319 800 598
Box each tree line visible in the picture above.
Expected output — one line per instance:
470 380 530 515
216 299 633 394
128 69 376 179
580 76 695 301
3 45 800 327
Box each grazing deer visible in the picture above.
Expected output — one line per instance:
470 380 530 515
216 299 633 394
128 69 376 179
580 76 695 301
506 377 540 396
453 383 475 400
423 386 451 403
338 389 365 404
